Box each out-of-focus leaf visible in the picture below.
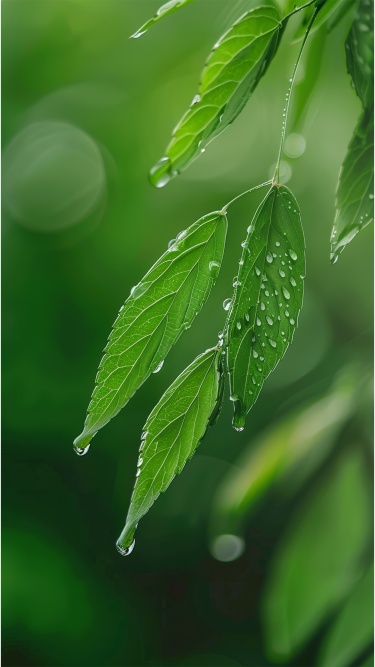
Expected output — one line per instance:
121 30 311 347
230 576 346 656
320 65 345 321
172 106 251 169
361 655 375 667
293 0 356 40
130 0 195 39
330 111 374 263
225 185 305 431
346 0 374 109
74 212 227 451
211 366 361 535
319 563 374 667
116 346 224 553
290 25 326 131
263 449 372 661
149 6 283 187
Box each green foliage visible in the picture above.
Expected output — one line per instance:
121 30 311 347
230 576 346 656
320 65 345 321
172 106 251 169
117 346 224 553
210 365 361 534
74 212 227 451
330 0 374 261
225 185 305 430
130 0 195 39
262 449 371 661
330 110 374 262
149 6 283 187
73 0 373 563
318 564 374 667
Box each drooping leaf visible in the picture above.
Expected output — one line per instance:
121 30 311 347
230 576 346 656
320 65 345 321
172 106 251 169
263 449 372 662
330 0 374 261
211 365 360 536
346 0 374 109
225 185 305 431
330 110 374 263
149 6 283 187
116 346 224 554
74 212 227 451
318 563 374 667
130 0 195 39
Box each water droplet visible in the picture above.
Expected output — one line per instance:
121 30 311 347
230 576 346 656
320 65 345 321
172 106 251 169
236 321 242 331
74 443 90 456
282 286 291 300
136 468 141 477
152 359 164 373
253 349 258 358
137 456 143 466
116 539 135 557
191 94 201 105
256 317 261 326
268 339 277 348
266 252 273 263
290 318 295 325
149 156 175 188
223 298 232 311
265 290 270 297
285 310 290 317
141 430 148 440
260 302 265 311
279 269 285 278
255 267 261 276
244 313 250 323
266 316 273 326
209 260 220 277
290 277 296 287
288 249 298 261
369 193 374 200
131 283 148 299
233 279 242 287
275 241 281 247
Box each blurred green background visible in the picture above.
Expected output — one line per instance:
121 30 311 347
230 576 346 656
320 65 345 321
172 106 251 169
2 1 373 666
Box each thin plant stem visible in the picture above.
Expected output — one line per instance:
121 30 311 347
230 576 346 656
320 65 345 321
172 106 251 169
222 180 273 212
274 6 320 182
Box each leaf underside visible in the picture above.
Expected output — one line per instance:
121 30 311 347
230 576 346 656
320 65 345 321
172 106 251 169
117 346 224 551
130 0 195 39
74 212 227 450
331 0 374 262
149 5 283 187
226 185 305 430
330 111 374 262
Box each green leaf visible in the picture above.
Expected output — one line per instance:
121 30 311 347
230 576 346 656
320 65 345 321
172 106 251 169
149 6 283 187
361 655 375 667
319 563 374 667
116 346 224 554
130 0 195 39
330 110 374 263
74 212 227 451
211 365 360 535
346 0 374 109
262 449 372 661
225 185 305 431
293 0 356 40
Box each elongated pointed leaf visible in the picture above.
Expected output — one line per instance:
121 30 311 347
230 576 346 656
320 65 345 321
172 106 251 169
116 346 224 554
130 0 195 39
263 449 372 661
330 111 374 263
225 185 305 430
290 25 326 131
346 0 374 109
149 6 283 187
330 0 374 261
74 213 227 451
319 564 374 667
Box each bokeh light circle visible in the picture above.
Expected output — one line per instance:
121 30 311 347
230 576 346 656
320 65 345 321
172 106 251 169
3 121 106 233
